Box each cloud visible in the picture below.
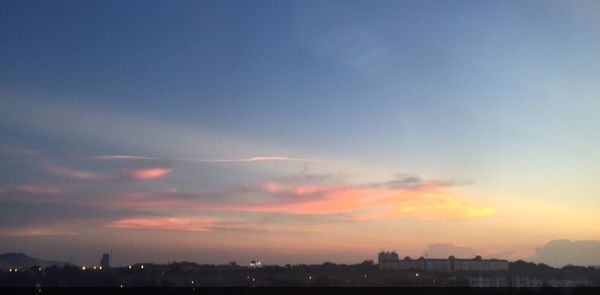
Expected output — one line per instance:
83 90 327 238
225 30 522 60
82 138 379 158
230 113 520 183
28 150 172 182
0 226 78 236
42 162 105 180
532 240 600 267
99 191 191 209
96 155 159 160
0 145 113 187
96 154 328 163
423 243 480 258
0 145 43 157
106 216 220 232
0 186 6 194
221 180 494 220
96 177 493 221
0 147 108 181
178 156 328 163
1 97 328 171
121 167 172 181
15 184 71 195
0 201 144 232
376 174 474 190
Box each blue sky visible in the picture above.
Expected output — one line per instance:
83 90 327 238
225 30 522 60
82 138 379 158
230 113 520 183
1 0 600 266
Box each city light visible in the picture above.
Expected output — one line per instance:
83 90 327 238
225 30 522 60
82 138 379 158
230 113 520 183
140 264 144 270
81 266 86 271
249 260 263 269
93 266 97 270
128 265 132 269
99 266 102 270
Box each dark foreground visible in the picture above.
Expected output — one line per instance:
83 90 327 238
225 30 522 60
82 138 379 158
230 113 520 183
1 287 600 295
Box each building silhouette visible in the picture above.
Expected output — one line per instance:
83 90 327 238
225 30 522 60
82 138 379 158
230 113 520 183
378 251 508 272
100 253 110 269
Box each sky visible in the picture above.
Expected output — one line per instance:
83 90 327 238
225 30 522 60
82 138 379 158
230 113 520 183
1 0 600 267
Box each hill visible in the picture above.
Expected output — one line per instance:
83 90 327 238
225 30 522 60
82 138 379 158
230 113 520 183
0 252 66 270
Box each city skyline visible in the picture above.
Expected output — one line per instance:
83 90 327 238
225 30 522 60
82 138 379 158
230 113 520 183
1 0 600 267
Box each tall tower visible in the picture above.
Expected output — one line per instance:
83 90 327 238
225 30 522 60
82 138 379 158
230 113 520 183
100 253 110 269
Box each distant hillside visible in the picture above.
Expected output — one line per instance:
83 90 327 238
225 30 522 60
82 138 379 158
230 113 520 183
0 253 66 270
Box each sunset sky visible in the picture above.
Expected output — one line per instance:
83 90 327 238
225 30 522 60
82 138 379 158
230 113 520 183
1 0 600 267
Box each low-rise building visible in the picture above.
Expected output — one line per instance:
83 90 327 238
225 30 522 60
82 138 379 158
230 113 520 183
378 252 509 272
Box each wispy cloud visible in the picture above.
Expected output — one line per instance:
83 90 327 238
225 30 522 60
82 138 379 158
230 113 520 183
1 97 329 171
43 162 106 180
178 156 329 163
30 151 172 182
2 146 108 181
100 191 190 209
0 145 43 157
15 184 73 195
90 176 493 221
96 155 159 160
121 167 172 181
0 226 78 237
222 183 494 220
106 216 220 232
95 154 329 164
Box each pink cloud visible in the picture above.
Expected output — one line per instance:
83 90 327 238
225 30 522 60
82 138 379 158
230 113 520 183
121 167 172 180
0 186 6 194
263 182 282 193
103 180 494 221
106 216 220 232
200 181 494 220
